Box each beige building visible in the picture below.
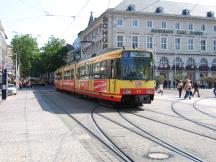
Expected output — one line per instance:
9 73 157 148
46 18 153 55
78 0 216 83
0 21 7 80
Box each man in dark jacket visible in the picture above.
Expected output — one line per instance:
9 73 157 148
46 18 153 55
192 81 200 97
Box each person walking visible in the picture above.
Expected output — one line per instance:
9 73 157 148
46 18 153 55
158 83 164 95
213 78 216 97
184 79 192 99
177 80 183 98
192 81 200 97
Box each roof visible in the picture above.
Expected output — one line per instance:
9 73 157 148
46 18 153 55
114 0 216 18
0 21 7 39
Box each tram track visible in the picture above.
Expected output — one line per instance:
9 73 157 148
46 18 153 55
171 99 216 132
92 108 205 162
121 110 216 141
36 88 213 161
193 97 216 119
38 90 134 162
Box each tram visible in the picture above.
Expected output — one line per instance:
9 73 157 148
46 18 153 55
54 49 155 106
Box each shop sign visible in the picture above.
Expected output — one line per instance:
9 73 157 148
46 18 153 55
151 29 203 35
102 16 108 49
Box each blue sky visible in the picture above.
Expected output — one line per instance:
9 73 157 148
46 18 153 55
0 0 214 47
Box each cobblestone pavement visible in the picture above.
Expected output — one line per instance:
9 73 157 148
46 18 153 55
0 90 96 162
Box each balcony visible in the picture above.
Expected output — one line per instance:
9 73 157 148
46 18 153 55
158 64 170 70
172 64 184 70
198 65 209 71
185 65 196 71
211 66 216 71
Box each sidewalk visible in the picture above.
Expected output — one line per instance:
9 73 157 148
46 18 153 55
0 90 96 162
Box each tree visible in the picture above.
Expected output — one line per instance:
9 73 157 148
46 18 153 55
11 34 39 78
41 37 68 73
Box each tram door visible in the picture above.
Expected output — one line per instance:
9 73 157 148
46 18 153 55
109 59 116 94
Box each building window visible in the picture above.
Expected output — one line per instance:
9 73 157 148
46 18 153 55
161 21 167 29
200 58 208 66
117 35 123 47
214 40 216 51
147 20 153 28
117 19 124 27
132 35 138 48
188 23 193 31
161 37 167 49
132 19 139 28
187 58 195 66
175 38 181 50
201 39 206 51
175 23 180 30
214 25 216 32
147 36 153 49
201 24 205 31
188 38 194 50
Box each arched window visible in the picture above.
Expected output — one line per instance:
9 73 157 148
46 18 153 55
158 57 169 70
160 57 169 65
186 58 195 70
174 57 183 65
211 58 216 71
187 58 195 66
200 58 208 66
126 4 136 12
199 58 209 71
212 59 216 66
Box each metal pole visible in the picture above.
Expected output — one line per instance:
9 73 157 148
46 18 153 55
15 52 18 88
174 51 176 88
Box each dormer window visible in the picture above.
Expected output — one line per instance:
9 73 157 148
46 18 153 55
126 4 136 12
207 11 214 18
155 7 164 14
182 9 190 16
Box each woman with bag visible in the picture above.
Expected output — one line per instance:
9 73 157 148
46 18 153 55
177 80 183 98
184 79 192 99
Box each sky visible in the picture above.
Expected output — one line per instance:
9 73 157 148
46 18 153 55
0 0 215 47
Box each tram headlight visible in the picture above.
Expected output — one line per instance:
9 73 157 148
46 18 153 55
122 89 132 94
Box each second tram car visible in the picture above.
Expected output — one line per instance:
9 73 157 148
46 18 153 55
54 49 155 106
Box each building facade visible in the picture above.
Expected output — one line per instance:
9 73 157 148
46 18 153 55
0 21 7 83
78 0 216 82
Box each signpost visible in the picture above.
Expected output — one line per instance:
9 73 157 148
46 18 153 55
2 69 7 100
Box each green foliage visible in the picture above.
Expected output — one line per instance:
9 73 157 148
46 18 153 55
40 37 67 73
155 75 165 84
11 34 39 77
201 76 214 88
174 73 184 81
11 35 70 78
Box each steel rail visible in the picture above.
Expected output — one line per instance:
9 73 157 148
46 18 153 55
94 112 205 162
39 90 134 162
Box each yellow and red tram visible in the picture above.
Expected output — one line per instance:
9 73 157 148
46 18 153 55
54 49 155 106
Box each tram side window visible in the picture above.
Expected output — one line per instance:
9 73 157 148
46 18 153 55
85 64 89 79
100 61 108 79
93 62 101 79
111 59 121 79
64 70 71 80
71 69 74 80
55 72 62 80
80 66 85 79
89 64 93 79
77 68 81 79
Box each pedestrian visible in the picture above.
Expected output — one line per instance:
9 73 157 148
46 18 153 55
157 83 164 95
192 81 200 97
19 81 23 89
184 79 192 99
213 78 216 97
177 80 183 98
